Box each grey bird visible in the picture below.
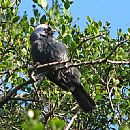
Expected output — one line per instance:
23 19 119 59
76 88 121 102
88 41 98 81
30 24 95 112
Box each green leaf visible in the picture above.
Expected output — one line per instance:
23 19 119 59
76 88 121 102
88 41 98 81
114 79 120 86
62 24 66 34
65 34 71 43
33 0 38 3
70 41 77 49
40 15 46 24
87 16 92 23
2 23 6 30
34 9 39 17
64 0 70 10
128 28 130 33
98 20 102 27
0 41 2 47
119 125 130 130
22 121 44 130
12 16 20 23
30 17 35 25
65 14 72 23
48 117 65 130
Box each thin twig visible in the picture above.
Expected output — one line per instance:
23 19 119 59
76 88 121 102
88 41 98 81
107 59 130 64
65 114 77 130
71 105 78 111
106 77 115 112
36 60 69 69
12 126 20 130
117 103 121 126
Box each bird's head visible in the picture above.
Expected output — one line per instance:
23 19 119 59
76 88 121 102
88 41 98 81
34 24 55 36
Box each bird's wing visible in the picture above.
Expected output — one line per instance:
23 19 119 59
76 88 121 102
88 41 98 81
46 37 68 62
30 32 68 64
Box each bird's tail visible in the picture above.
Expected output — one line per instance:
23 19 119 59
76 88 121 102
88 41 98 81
71 84 95 112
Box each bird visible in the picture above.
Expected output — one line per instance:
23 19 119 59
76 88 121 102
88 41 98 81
30 23 95 112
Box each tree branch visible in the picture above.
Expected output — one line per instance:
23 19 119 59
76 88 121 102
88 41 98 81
35 39 129 71
0 79 34 107
36 58 130 72
107 60 130 64
36 60 69 69
11 97 39 102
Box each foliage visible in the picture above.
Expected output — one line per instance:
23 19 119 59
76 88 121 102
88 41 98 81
0 0 130 129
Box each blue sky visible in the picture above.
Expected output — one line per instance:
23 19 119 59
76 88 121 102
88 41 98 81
71 0 130 36
19 0 130 38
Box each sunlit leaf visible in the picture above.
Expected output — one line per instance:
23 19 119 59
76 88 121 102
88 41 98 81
33 0 47 8
48 117 65 130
